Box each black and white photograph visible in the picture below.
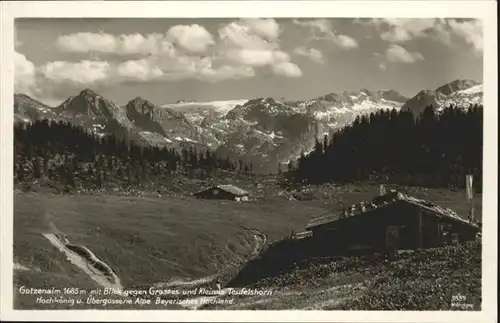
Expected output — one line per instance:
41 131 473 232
1 1 497 321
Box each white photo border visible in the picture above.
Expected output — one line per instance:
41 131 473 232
1 1 497 322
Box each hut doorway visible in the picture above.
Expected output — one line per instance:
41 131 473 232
385 226 399 258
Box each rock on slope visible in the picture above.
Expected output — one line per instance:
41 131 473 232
124 97 202 148
205 97 330 172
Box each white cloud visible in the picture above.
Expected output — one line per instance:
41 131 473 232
39 60 112 84
48 24 258 85
294 18 332 34
293 18 359 50
116 56 255 83
26 18 308 100
385 45 424 63
166 24 215 53
118 33 169 55
293 46 325 64
116 54 256 83
272 62 302 78
429 19 482 56
380 28 412 43
116 59 163 81
239 18 281 42
197 65 256 83
14 52 88 104
56 32 118 53
14 52 37 95
448 19 483 54
217 19 301 78
336 35 358 49
358 18 444 44
35 47 256 89
377 18 437 43
218 20 278 50
56 32 171 55
56 30 203 55
378 62 387 71
360 18 483 56
222 49 290 67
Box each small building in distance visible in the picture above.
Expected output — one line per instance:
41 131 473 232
194 184 250 201
304 190 480 256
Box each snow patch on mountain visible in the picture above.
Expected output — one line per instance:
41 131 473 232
303 91 405 131
402 80 483 116
459 84 483 95
163 100 249 125
14 79 481 173
164 100 248 112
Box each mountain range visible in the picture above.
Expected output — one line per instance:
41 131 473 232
14 79 483 173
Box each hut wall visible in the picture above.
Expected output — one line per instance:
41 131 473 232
310 201 421 252
418 207 479 248
436 217 479 243
308 200 479 256
420 209 441 248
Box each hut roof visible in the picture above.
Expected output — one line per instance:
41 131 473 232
196 184 249 196
306 190 477 230
216 184 249 196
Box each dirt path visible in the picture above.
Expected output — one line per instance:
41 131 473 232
42 233 123 291
176 229 268 310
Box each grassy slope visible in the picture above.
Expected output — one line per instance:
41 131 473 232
206 241 481 310
13 190 324 308
13 182 482 309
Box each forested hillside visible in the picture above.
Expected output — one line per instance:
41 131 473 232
293 104 483 190
14 119 253 191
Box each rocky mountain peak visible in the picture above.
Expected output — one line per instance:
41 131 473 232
131 96 145 103
402 80 482 116
377 90 408 103
175 99 196 104
359 89 373 96
317 92 340 102
435 79 479 96
127 96 155 110
243 97 276 106
56 89 119 118
79 88 100 98
415 89 436 98
124 96 196 139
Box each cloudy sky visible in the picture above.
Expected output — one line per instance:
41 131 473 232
15 18 483 106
